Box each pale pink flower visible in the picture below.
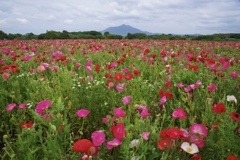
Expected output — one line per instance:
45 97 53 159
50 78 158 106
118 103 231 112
141 132 150 140
2 73 10 80
172 108 186 119
116 83 126 92
91 130 106 146
6 103 16 111
137 105 147 111
122 96 131 105
107 138 122 150
113 108 126 118
189 124 208 137
76 109 90 117
37 65 45 73
41 63 49 69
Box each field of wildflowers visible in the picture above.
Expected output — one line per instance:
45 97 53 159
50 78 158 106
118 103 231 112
0 39 240 160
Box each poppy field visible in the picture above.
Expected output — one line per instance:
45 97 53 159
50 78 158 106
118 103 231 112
0 39 240 160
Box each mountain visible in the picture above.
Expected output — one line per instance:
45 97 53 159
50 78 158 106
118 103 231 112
101 24 155 36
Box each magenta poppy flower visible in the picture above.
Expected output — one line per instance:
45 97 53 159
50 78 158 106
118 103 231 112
76 62 81 68
86 66 92 72
141 132 150 140
18 103 27 109
207 83 218 92
113 108 126 118
160 96 167 105
172 108 186 119
91 130 106 147
51 65 58 72
35 100 51 115
189 124 208 137
230 71 238 78
122 96 131 105
177 82 183 88
140 108 150 118
76 109 90 118
107 138 122 150
6 103 16 111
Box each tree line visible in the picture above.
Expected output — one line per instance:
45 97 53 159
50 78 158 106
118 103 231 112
0 30 239 41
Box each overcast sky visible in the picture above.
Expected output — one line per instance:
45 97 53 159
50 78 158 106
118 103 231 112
0 0 240 35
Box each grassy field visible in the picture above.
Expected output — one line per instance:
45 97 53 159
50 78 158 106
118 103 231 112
0 39 240 160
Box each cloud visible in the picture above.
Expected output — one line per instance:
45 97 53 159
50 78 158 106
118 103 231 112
64 19 73 24
0 0 239 34
16 18 29 24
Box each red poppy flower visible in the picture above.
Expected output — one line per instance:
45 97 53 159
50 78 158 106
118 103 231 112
226 155 238 160
157 139 173 150
189 64 199 71
212 103 226 114
124 73 133 81
191 154 201 160
20 121 33 129
165 81 172 88
110 123 126 141
95 63 100 72
114 73 123 82
57 56 67 61
106 80 114 89
165 90 173 100
229 112 240 122
72 139 93 153
133 68 140 76
144 48 150 55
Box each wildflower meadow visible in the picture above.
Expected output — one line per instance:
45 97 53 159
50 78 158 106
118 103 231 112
0 39 240 160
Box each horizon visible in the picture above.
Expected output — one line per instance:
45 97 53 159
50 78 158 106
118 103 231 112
1 0 240 35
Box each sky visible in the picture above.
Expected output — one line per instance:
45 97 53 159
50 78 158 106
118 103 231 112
0 0 240 35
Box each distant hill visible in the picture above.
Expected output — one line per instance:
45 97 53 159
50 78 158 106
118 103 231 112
101 24 156 36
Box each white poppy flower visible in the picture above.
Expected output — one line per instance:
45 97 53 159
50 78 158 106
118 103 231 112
180 142 199 154
227 95 237 104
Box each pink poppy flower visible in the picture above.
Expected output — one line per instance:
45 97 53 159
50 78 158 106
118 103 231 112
35 100 51 115
160 96 167 104
113 108 126 118
37 65 45 73
190 135 205 148
140 108 150 118
18 103 27 109
91 130 106 147
76 109 90 118
207 83 218 92
2 73 10 80
177 82 183 88
107 138 122 150
189 124 208 137
51 65 58 72
76 62 81 68
141 132 150 140
116 83 126 92
122 96 131 105
86 66 92 72
6 103 16 111
230 71 238 78
172 108 186 119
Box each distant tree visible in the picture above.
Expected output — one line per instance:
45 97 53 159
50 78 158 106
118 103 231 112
44 30 60 39
24 32 37 40
0 30 8 40
59 30 70 39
